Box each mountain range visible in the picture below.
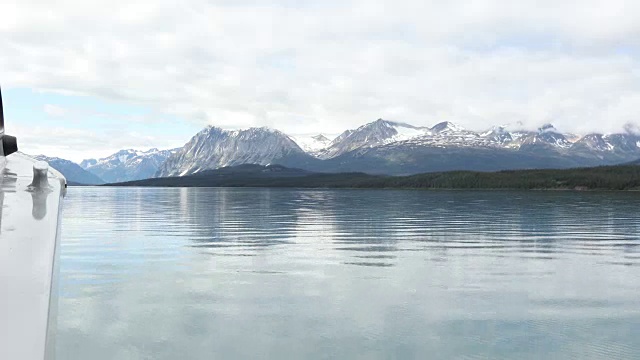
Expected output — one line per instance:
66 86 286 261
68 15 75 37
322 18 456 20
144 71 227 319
158 119 640 177
35 118 640 184
33 155 105 185
156 127 314 177
80 148 177 183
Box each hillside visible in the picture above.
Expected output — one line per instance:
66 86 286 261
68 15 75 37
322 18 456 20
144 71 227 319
156 126 319 177
113 164 377 188
110 164 640 191
33 155 105 185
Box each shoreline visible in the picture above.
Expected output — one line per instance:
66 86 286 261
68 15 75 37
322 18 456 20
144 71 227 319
75 184 640 192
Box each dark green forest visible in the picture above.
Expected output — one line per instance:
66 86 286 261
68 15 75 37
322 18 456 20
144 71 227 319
109 163 640 191
354 166 640 190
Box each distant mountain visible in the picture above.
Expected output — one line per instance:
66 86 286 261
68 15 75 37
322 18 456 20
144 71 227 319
572 133 612 152
157 126 319 177
291 134 333 156
309 119 570 162
82 148 177 183
33 155 105 185
128 118 640 179
79 158 97 168
317 119 430 159
605 134 640 153
480 126 513 145
303 119 640 175
298 119 640 160
518 124 571 149
430 121 465 134
319 144 585 175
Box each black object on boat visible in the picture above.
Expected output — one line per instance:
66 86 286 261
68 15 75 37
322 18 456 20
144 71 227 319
0 85 4 131
0 86 18 157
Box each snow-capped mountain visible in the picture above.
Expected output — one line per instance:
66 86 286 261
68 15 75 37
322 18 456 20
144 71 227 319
82 148 177 183
156 126 317 177
317 119 430 159
297 119 640 174
572 134 613 152
569 133 640 157
313 119 639 157
124 118 640 179
480 126 513 145
308 120 528 158
311 119 516 155
605 134 640 152
430 121 465 134
291 134 333 156
518 124 573 149
33 155 105 185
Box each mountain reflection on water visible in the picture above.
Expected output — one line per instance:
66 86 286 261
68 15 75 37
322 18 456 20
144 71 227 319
57 188 640 359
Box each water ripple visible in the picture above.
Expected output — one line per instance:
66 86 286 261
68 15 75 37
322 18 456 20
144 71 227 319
56 188 640 359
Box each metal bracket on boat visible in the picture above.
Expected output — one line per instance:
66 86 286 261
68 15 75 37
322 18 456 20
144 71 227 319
30 161 50 191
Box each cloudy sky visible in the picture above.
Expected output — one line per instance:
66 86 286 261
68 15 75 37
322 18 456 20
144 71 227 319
1 0 640 161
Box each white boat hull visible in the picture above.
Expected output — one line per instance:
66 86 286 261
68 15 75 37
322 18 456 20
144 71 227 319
0 152 66 360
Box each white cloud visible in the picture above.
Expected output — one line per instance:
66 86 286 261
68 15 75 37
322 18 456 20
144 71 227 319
13 124 185 162
1 0 640 143
43 104 68 117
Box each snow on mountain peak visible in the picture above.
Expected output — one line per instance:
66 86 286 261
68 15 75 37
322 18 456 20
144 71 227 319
430 121 465 133
312 134 330 142
479 126 513 144
80 148 177 183
389 123 430 142
157 125 309 177
575 133 613 151
315 118 431 159
480 125 507 136
293 134 333 154
72 119 640 181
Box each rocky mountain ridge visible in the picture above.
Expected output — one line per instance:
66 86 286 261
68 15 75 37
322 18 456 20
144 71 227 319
38 118 640 182
156 126 316 177
33 155 105 185
155 119 640 177
81 148 177 183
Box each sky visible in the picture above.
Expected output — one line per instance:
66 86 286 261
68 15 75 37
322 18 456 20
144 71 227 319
1 0 640 162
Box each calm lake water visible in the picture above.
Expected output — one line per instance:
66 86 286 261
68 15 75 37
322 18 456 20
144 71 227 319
55 187 640 359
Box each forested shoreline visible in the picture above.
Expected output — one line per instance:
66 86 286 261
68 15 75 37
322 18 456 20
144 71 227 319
106 164 640 191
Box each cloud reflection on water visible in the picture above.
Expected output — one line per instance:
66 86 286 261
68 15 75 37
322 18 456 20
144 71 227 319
56 188 640 359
